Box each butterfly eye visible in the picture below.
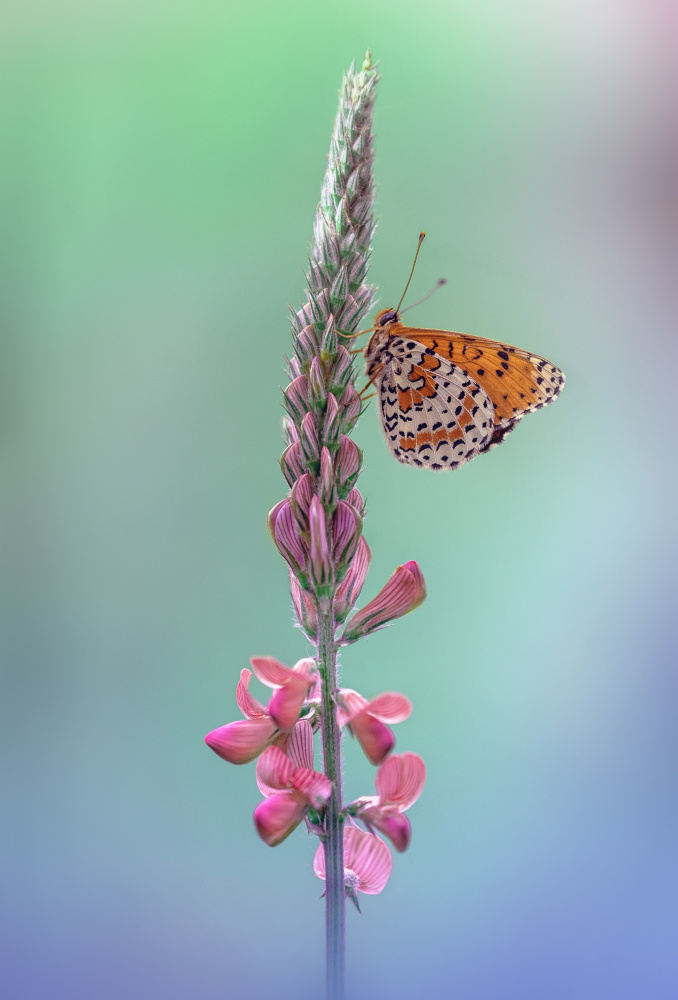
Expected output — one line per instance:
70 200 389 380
378 310 398 327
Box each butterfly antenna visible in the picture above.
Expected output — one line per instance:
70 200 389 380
400 278 447 315
395 231 426 314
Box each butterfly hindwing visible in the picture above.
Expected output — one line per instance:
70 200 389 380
375 335 494 470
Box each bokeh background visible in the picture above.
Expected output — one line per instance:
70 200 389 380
2 1 677 997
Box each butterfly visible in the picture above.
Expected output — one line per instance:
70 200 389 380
359 236 565 471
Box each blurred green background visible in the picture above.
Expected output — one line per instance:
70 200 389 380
2 1 677 997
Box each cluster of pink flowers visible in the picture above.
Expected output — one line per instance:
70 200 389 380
205 553 427 897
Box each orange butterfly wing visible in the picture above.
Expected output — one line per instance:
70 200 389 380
390 325 565 425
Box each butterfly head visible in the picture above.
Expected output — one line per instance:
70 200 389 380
363 308 401 361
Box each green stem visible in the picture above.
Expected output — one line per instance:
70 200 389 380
318 602 345 1000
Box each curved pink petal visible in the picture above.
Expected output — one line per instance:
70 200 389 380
267 675 312 732
289 572 318 636
313 839 326 880
283 719 315 770
350 711 395 765
334 536 371 621
363 809 412 853
309 496 331 587
250 656 296 688
235 668 267 719
341 561 427 642
255 745 295 796
332 501 361 566
292 657 316 679
375 752 426 808
204 717 276 764
345 488 364 515
272 500 307 573
345 827 392 894
254 791 307 846
336 688 368 726
291 767 332 808
364 692 412 724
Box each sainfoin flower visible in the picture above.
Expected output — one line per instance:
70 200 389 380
336 688 412 765
314 826 393 902
254 726 331 846
204 658 315 764
351 752 426 852
340 560 426 644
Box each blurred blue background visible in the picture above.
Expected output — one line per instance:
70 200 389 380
1 1 677 997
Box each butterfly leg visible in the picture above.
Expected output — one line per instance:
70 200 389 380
358 364 384 399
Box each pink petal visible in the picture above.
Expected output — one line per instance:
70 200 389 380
313 839 326 880
341 561 427 642
336 687 368 727
291 767 332 808
332 501 361 567
271 500 307 573
255 745 295 795
350 711 395 765
363 809 412 853
364 692 412 724
290 473 313 528
283 374 309 422
335 435 361 491
345 827 393 894
280 440 306 487
235 668 267 719
289 572 318 637
283 718 315 770
204 717 276 764
254 791 307 846
250 656 297 688
375 752 426 808
345 488 365 515
334 536 371 622
320 447 334 503
309 496 331 588
267 675 311 732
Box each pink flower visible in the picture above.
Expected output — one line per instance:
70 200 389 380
339 560 426 645
254 729 331 846
352 752 426 852
204 658 316 765
314 826 392 902
337 688 412 765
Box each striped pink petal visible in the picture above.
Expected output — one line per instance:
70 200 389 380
283 718 315 770
267 675 312 732
336 687 368 726
289 571 318 636
235 668 267 719
375 752 426 808
290 767 332 808
349 710 395 765
309 496 331 588
280 440 306 487
254 791 307 846
364 692 412 724
314 827 392 895
204 717 276 765
270 500 307 573
363 810 412 853
255 745 295 795
332 501 362 567
341 560 427 643
250 656 298 688
334 536 371 621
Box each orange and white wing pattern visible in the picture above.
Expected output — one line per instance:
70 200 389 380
411 330 565 431
369 333 495 470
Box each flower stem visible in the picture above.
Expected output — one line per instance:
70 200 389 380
318 603 345 1000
